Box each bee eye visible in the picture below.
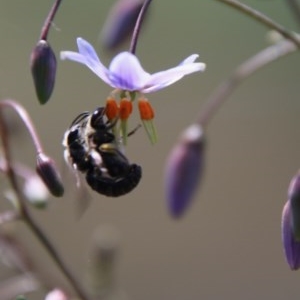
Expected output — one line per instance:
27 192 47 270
90 107 107 128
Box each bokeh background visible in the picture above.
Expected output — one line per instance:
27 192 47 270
0 0 300 299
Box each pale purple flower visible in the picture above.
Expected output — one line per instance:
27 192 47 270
60 37 206 93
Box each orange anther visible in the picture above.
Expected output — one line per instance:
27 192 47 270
105 97 119 120
119 98 133 120
138 98 155 120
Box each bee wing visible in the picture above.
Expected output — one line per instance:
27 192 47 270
60 156 93 219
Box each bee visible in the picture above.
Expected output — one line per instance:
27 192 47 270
62 107 142 197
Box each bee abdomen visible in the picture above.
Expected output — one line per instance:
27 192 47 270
86 164 142 197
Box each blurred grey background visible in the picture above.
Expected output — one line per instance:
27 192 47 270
0 0 300 299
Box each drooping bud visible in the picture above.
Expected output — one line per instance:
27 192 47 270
164 124 205 218
101 0 146 50
44 289 68 300
23 175 50 209
138 98 157 144
119 98 133 145
36 153 64 197
30 39 57 105
288 171 300 241
281 201 300 270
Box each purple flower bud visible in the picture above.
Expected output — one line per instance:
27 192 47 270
164 124 205 218
288 171 300 241
101 0 146 50
281 201 300 270
36 153 64 197
30 39 57 104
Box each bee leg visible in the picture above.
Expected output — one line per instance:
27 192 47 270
127 124 142 137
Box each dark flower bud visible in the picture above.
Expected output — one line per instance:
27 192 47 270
30 39 57 104
36 153 64 197
164 124 205 218
281 201 300 270
101 0 147 50
288 171 300 241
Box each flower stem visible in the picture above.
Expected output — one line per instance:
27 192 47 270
40 0 63 41
215 0 300 48
0 101 91 300
129 0 153 54
286 0 300 28
0 159 37 180
0 100 44 154
197 40 297 127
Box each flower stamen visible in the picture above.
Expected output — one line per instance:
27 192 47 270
119 98 133 145
119 98 133 120
138 97 154 120
138 98 157 144
105 97 119 121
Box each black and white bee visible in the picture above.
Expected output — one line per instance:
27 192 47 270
62 107 142 197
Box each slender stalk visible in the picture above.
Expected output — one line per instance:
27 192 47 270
286 0 300 28
0 102 91 300
129 0 153 54
0 159 37 180
0 100 44 154
40 0 63 40
197 40 297 127
215 0 300 48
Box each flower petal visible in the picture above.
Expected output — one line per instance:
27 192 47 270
142 60 206 93
179 54 199 65
77 37 100 63
108 51 151 91
60 38 112 86
60 51 87 64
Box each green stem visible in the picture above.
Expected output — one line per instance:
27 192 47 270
40 0 63 40
197 40 297 127
129 0 153 54
215 0 300 48
286 0 300 28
